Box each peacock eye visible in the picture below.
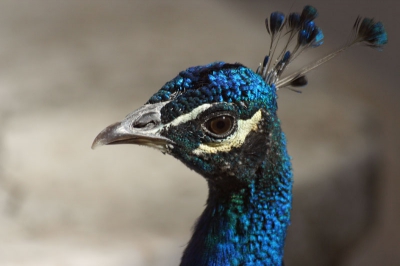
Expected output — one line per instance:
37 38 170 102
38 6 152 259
203 114 236 138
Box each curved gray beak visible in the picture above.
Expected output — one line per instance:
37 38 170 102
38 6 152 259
91 102 173 151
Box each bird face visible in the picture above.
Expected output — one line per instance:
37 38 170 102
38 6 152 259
93 62 279 187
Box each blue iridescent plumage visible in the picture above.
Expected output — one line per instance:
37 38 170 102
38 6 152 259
147 64 291 265
92 5 387 266
149 63 276 121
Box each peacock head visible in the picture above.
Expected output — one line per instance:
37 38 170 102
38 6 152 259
92 62 282 187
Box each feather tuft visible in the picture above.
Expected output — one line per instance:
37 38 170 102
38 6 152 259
256 6 322 85
300 5 318 24
311 27 324 47
353 17 388 49
257 6 387 91
297 29 309 46
269 12 286 36
290 75 307 87
287 13 301 31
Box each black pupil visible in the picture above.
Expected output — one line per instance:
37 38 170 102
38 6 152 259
208 116 232 135
216 120 225 129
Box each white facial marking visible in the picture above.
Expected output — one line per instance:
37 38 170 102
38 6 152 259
167 104 212 128
193 109 263 155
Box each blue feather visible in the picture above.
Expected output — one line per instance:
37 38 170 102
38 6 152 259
300 5 318 24
269 12 285 36
354 17 388 49
287 12 301 31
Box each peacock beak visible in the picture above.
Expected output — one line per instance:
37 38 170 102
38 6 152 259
91 102 173 151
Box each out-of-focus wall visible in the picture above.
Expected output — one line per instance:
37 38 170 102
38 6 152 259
0 0 398 265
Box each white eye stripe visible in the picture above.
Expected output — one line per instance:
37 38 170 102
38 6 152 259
193 109 262 155
166 103 213 128
164 103 263 155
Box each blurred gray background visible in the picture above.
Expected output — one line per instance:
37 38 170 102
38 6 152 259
0 0 398 265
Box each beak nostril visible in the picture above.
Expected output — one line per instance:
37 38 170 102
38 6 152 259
133 121 156 129
130 110 161 130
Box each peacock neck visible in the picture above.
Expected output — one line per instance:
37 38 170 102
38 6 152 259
180 167 292 266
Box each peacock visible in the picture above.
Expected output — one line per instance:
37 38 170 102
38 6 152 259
92 5 387 266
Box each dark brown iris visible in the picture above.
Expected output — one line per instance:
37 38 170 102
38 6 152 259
205 115 234 137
